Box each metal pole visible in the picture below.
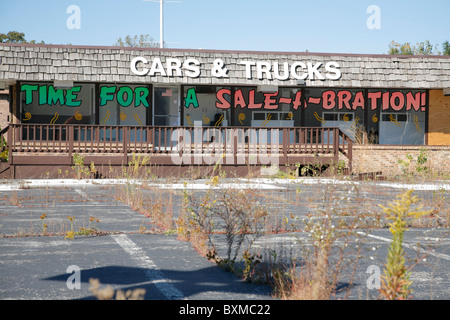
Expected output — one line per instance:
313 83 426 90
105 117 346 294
144 0 181 49
160 0 164 48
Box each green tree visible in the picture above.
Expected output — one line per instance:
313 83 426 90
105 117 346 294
388 41 413 55
414 40 439 55
443 41 450 55
0 31 44 44
114 34 160 48
388 40 439 55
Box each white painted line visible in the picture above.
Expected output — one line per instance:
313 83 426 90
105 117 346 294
0 177 449 191
145 182 285 190
357 231 450 261
239 178 450 191
110 234 185 300
74 188 100 205
0 179 285 190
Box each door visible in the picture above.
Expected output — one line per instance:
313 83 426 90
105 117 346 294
153 87 180 126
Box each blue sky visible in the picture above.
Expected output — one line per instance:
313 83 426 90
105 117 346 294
1 0 449 54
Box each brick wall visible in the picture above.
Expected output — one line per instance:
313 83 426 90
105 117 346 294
352 145 450 177
429 89 450 145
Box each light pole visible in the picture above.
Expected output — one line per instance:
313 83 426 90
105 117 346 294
144 0 181 49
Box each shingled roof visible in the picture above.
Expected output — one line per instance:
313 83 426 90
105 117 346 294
1 43 450 89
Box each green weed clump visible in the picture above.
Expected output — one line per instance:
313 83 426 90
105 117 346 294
378 190 431 300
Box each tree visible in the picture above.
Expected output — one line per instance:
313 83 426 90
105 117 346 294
388 41 413 55
443 41 450 55
414 40 439 55
114 34 160 48
388 40 439 55
0 31 44 44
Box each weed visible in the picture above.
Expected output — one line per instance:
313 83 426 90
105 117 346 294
178 177 270 273
72 154 90 179
397 148 430 179
40 213 48 236
127 153 151 178
378 190 432 300
76 216 101 236
65 215 76 240
10 191 20 206
0 128 8 162
89 278 146 300
299 164 323 177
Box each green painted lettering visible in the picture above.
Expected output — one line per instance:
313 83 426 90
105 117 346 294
65 86 82 107
117 86 133 107
184 88 199 108
100 86 116 106
134 87 150 107
21 84 38 105
39 85 47 105
47 85 65 105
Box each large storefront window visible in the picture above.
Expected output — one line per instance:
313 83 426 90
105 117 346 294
305 88 365 142
303 88 426 145
98 84 150 141
183 86 231 127
99 84 150 126
233 87 301 128
369 89 426 145
182 86 302 128
19 81 427 146
20 82 95 125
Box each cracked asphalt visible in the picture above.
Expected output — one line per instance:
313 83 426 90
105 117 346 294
0 178 449 301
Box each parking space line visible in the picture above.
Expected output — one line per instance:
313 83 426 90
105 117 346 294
357 231 450 261
110 234 185 300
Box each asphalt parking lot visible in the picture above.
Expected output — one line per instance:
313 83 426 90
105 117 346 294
1 178 449 300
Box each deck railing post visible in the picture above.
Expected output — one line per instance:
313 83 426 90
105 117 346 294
282 128 287 158
333 128 339 162
68 125 74 166
123 126 128 165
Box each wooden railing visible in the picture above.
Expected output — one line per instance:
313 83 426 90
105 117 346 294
7 124 353 170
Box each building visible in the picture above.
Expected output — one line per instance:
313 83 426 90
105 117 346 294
0 43 449 178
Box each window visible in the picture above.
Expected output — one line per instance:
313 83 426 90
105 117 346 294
373 90 425 145
183 86 231 127
20 82 95 125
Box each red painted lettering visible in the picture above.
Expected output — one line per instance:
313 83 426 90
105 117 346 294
263 92 279 110
322 90 336 110
308 97 321 105
368 91 381 110
390 92 404 111
406 92 420 111
353 91 365 110
216 88 231 109
248 90 262 109
337 91 352 110
382 92 390 110
292 91 302 110
234 89 246 108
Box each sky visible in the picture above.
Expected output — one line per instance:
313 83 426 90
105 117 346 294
1 0 449 54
